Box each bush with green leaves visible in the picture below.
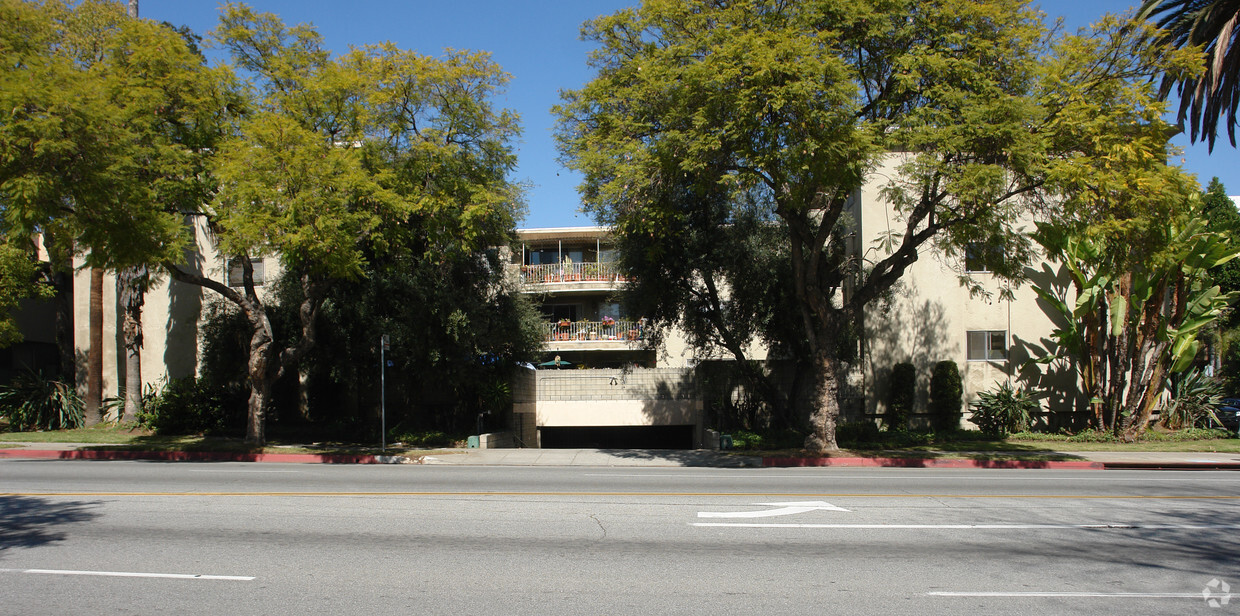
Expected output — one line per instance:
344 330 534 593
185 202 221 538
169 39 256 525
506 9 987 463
835 421 883 445
886 363 916 430
969 382 1036 437
135 377 246 436
1159 368 1224 430
929 360 963 430
0 370 84 431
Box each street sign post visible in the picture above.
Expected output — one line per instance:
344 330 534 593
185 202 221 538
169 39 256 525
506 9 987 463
381 334 389 451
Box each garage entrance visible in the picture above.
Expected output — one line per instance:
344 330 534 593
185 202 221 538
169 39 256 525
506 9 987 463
539 425 695 449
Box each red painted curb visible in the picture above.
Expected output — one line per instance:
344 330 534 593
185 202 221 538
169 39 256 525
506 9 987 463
762 456 1105 470
0 448 390 464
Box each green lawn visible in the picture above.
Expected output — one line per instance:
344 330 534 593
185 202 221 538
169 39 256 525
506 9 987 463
0 422 453 456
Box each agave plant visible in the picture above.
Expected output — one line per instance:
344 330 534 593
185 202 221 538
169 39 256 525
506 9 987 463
1160 367 1225 429
0 369 85 431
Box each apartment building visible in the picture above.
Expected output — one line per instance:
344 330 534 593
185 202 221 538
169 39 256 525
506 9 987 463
509 227 705 448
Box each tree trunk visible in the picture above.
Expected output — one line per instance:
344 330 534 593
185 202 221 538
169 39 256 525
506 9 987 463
804 351 842 453
117 265 148 420
87 267 104 421
244 314 275 446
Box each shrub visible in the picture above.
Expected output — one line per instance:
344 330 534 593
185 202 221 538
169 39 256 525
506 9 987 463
0 370 84 431
136 377 246 436
1160 368 1224 430
929 360 963 431
886 362 916 430
970 382 1036 437
388 428 458 448
835 421 883 445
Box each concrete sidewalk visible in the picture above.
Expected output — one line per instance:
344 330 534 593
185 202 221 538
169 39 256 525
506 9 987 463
3 441 1240 469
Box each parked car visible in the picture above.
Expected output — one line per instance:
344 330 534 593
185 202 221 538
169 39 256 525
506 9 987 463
1212 398 1240 432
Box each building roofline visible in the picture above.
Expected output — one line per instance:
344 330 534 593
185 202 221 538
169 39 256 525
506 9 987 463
516 226 611 242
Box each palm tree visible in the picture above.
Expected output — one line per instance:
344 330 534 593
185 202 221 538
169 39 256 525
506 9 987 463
1138 0 1240 150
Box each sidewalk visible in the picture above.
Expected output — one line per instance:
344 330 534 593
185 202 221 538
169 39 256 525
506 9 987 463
3 441 1240 469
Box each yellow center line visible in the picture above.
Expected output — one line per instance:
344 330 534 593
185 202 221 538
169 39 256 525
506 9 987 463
3 491 1239 499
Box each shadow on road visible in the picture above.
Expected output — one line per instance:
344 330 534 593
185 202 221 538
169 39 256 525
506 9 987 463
0 495 102 551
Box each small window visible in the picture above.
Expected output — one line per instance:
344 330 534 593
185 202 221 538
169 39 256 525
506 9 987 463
967 330 1007 361
227 258 265 287
965 244 1001 273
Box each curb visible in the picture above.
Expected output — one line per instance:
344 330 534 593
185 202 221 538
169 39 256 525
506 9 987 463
0 449 421 464
1099 461 1240 471
762 456 1105 470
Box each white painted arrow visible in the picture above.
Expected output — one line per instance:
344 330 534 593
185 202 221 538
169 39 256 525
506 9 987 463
697 501 851 518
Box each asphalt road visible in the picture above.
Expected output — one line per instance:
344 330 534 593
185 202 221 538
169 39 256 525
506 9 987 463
2 460 1239 615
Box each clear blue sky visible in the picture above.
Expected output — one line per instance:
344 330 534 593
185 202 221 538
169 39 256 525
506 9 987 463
141 1 1239 228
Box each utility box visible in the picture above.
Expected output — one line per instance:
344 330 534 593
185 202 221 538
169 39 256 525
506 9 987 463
467 435 479 448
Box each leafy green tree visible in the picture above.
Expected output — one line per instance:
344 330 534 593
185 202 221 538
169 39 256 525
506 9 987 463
556 2 1198 451
0 240 54 349
263 248 543 435
1201 178 1240 296
1138 0 1240 150
1032 213 1239 439
160 4 523 445
0 0 225 411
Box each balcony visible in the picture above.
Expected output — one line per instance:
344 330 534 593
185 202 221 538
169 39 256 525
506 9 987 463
520 262 627 291
543 319 646 352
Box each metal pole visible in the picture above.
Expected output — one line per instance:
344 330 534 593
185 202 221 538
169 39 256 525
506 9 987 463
381 334 388 452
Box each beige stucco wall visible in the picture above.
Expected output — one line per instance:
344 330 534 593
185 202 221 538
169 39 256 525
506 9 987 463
858 156 1082 425
73 218 281 405
536 399 701 427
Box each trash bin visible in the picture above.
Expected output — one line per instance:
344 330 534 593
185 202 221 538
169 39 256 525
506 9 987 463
467 435 479 448
720 434 733 450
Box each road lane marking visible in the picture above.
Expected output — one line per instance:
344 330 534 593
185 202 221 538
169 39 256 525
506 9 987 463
186 470 301 473
0 568 253 581
929 591 1202 598
693 523 1240 529
583 473 1240 482
698 501 851 518
4 491 1239 499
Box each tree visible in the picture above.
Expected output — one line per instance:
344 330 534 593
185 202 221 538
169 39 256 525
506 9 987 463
1138 0 1240 150
556 2 1198 451
159 4 523 445
0 0 223 408
260 246 544 436
1032 213 1239 439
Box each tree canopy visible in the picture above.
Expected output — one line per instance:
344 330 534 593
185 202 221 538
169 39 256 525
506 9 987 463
556 1 1202 450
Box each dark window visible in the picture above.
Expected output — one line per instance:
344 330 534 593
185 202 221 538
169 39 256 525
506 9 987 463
965 244 1002 273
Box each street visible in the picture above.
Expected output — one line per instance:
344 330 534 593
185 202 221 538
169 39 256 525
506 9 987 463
2 460 1238 615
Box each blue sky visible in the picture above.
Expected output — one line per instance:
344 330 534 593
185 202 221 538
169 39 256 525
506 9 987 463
141 1 1239 228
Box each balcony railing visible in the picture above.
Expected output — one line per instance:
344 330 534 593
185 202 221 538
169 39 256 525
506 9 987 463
521 262 626 285
545 319 645 342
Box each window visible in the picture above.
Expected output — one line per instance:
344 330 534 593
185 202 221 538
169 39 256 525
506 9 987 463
226 258 265 287
967 330 1007 361
964 244 1002 273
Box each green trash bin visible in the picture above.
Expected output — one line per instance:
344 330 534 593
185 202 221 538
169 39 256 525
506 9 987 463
719 434 733 450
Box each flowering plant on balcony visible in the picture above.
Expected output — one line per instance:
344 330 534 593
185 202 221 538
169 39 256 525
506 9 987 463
601 316 615 325
557 318 571 328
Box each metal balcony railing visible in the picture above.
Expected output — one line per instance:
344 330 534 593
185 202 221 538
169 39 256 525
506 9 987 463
545 319 645 342
521 262 626 285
